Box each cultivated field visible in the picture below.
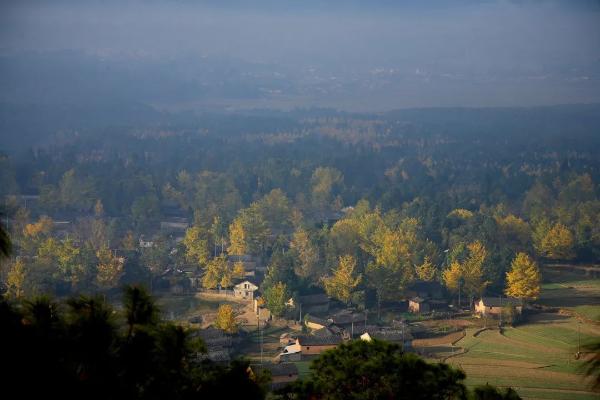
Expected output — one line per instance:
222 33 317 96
447 272 600 400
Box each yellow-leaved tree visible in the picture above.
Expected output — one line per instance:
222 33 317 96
228 219 246 255
415 256 436 282
443 241 488 307
202 255 229 289
96 246 124 290
442 261 462 293
539 223 575 260
505 252 541 300
323 255 362 305
215 304 237 333
232 261 245 279
6 258 26 299
462 241 488 301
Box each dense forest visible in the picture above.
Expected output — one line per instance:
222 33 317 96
1 104 599 310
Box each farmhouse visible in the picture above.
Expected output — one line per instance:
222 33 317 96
233 280 259 300
330 310 366 328
475 297 523 317
360 328 413 350
408 297 430 314
296 334 343 355
277 339 302 362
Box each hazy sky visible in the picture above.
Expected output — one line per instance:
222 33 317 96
1 0 599 110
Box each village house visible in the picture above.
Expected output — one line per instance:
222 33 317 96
408 297 430 314
295 334 343 355
360 328 414 350
138 235 154 248
277 339 302 362
233 280 259 300
330 310 367 335
248 363 299 390
474 297 523 317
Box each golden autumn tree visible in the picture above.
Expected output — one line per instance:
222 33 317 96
215 304 237 333
96 245 124 290
462 241 488 301
6 258 26 299
201 255 232 289
228 219 246 255
323 255 362 305
443 241 488 306
415 256 436 282
539 223 575 260
505 252 541 300
442 261 462 293
23 215 53 238
232 261 245 279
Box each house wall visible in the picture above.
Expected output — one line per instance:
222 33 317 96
475 301 522 316
301 344 337 355
408 302 419 313
409 302 429 313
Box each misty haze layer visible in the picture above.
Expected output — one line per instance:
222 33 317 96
0 0 599 111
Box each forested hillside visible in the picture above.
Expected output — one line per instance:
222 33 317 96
1 105 599 304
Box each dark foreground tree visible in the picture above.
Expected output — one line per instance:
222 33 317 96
0 216 10 258
0 285 268 400
278 339 468 400
470 384 521 400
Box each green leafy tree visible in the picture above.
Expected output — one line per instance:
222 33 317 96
183 226 210 266
290 227 320 280
263 281 289 317
311 166 343 216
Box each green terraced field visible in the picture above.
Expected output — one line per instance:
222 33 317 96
448 276 600 400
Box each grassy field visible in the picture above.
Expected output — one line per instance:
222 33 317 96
447 273 600 400
539 270 600 322
156 292 243 322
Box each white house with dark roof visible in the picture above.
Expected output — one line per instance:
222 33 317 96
233 280 259 300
